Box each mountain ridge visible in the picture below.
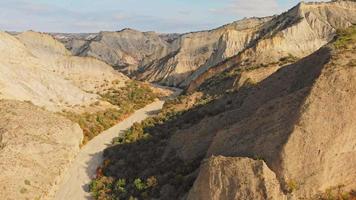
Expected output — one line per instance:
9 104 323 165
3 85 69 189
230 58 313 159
55 0 356 89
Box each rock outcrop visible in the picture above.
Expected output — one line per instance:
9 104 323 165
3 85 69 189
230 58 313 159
0 100 83 200
187 156 285 200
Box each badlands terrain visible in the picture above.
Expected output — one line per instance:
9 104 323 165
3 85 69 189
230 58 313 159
0 0 355 200
0 29 166 199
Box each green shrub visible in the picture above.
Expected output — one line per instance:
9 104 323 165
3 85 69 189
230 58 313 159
334 26 356 49
133 178 147 191
286 179 299 193
62 81 158 144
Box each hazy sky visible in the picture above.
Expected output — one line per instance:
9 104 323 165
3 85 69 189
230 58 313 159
0 0 328 33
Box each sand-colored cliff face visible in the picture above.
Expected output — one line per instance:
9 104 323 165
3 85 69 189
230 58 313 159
187 0 356 92
188 156 285 200
137 18 270 87
56 29 172 75
0 100 83 200
0 32 98 112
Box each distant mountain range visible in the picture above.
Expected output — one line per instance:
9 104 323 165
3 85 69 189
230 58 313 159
53 1 356 89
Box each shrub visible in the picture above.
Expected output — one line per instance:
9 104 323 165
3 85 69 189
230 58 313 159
62 81 158 144
286 179 299 193
62 108 124 143
146 176 158 188
133 178 147 191
334 26 356 49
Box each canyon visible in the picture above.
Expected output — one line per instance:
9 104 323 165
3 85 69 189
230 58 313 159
0 0 355 200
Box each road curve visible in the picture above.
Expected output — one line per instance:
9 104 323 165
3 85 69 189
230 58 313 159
54 100 167 200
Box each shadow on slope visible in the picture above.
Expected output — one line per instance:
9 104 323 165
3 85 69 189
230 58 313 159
94 46 331 199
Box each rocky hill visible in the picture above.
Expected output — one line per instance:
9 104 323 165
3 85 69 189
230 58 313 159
92 25 356 200
57 1 356 89
16 31 129 94
0 100 83 200
0 31 98 112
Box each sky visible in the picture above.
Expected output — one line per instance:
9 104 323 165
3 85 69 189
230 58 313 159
0 0 328 33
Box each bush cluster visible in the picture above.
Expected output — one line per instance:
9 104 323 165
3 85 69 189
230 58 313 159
63 81 158 144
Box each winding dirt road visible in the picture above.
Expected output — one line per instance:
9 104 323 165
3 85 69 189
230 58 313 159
54 95 174 199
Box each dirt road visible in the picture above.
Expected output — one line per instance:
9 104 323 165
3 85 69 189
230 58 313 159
54 99 167 200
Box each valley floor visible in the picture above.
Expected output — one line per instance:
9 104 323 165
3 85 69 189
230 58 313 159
54 98 170 200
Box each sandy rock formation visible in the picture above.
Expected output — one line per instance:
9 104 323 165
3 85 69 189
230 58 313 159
55 29 172 75
137 17 269 87
0 100 83 200
187 156 285 200
16 31 129 93
0 31 97 112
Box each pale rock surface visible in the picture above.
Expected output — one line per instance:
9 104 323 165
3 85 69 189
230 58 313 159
0 32 97 112
187 156 285 200
16 31 129 93
138 18 269 87
0 100 83 200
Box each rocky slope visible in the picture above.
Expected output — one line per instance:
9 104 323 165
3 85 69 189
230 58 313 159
53 29 173 75
58 1 356 89
16 31 129 93
95 26 356 199
0 31 98 112
0 100 83 200
186 0 356 92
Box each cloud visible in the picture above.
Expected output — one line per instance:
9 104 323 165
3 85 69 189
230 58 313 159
0 0 127 32
0 0 333 33
211 0 282 18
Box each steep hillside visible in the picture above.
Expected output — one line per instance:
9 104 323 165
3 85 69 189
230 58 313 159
187 0 356 92
16 31 129 93
54 29 172 75
92 26 356 200
0 100 83 200
0 31 98 112
59 1 356 89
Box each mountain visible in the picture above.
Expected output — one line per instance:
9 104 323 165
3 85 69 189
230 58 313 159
53 29 173 76
57 1 356 89
93 20 356 200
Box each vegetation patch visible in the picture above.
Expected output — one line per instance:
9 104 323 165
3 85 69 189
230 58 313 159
63 81 158 144
315 185 356 200
100 81 157 110
62 108 128 143
334 26 356 49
